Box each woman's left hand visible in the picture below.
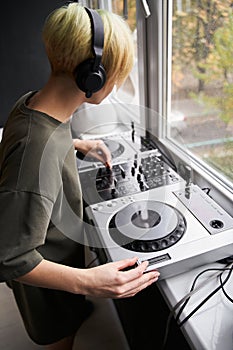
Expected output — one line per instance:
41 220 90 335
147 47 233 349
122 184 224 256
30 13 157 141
73 138 112 168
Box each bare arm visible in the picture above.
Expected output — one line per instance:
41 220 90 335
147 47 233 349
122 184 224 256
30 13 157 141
16 258 160 298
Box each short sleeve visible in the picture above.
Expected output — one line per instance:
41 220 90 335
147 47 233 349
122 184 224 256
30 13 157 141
0 190 53 282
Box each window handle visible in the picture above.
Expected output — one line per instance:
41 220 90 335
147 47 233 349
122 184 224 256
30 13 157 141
140 0 151 18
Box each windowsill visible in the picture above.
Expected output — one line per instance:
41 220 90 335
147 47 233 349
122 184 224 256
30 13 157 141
158 260 233 350
159 137 233 215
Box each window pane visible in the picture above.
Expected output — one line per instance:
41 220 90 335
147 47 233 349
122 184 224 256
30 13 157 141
71 1 139 138
170 0 233 183
110 0 139 105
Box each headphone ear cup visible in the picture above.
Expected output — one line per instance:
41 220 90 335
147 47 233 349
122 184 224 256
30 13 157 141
74 59 106 97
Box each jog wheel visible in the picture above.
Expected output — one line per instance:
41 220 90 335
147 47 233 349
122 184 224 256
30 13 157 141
109 200 186 252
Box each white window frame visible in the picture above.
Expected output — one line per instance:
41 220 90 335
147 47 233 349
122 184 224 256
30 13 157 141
82 0 232 208
141 0 232 210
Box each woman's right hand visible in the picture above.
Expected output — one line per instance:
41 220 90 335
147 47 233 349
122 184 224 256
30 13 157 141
75 257 160 298
16 257 159 298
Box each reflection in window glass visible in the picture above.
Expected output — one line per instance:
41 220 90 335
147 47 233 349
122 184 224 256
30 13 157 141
170 0 233 183
71 1 139 138
110 0 139 105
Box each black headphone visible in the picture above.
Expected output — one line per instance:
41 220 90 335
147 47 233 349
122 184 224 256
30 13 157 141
74 7 106 98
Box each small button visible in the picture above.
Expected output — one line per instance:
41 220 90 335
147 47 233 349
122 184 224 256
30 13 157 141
210 219 224 229
151 242 159 251
161 239 168 248
131 167 135 176
93 204 103 211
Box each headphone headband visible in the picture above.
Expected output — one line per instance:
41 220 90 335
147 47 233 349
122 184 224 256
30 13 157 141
84 7 104 71
74 7 106 98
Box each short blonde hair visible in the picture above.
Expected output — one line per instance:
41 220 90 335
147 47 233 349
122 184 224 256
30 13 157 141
42 2 134 86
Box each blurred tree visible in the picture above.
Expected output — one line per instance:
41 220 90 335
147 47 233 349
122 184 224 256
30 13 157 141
193 10 233 126
172 0 232 93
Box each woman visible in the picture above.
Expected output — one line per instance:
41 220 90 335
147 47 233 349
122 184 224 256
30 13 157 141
0 3 160 349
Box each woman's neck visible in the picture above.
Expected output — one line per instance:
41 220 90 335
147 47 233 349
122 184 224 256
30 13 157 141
27 74 85 122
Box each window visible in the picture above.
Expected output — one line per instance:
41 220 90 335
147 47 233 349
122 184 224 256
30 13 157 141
110 0 140 105
77 0 140 106
76 1 232 192
72 0 140 138
168 0 233 186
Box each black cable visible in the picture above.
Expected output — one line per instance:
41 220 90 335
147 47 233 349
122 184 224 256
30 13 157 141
175 267 230 323
217 255 233 265
219 271 233 303
162 264 232 348
201 187 211 195
163 268 224 349
178 265 233 328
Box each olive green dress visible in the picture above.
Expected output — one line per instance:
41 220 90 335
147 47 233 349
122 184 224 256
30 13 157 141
0 92 90 345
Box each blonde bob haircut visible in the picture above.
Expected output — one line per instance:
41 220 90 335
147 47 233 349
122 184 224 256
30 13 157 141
42 2 134 87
